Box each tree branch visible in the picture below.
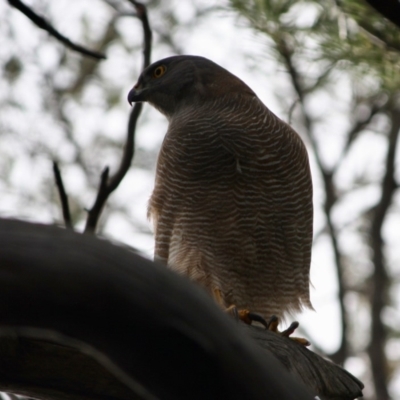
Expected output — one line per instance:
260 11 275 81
277 38 349 364
368 106 400 400
7 0 106 60
0 219 363 400
52 162 73 229
126 1 152 70
84 1 152 234
336 99 384 169
0 337 138 400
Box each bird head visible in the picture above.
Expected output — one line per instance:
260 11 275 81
127 55 254 118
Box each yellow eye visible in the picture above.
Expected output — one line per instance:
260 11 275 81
153 65 166 78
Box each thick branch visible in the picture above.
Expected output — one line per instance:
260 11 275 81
0 219 363 400
0 218 311 400
84 1 152 233
0 337 137 400
7 0 106 59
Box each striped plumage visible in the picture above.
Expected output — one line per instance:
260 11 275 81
128 55 313 320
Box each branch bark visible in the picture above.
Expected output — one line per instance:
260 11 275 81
0 219 363 400
7 0 106 59
52 162 73 229
84 0 152 233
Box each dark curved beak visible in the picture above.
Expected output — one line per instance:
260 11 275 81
127 83 145 106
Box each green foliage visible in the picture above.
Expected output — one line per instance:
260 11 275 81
230 0 400 93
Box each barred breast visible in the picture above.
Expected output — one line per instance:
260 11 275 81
148 92 313 320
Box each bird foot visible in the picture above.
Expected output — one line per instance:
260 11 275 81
267 315 310 346
226 305 269 328
213 288 281 331
212 288 269 327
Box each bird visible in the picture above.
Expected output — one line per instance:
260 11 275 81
128 55 313 325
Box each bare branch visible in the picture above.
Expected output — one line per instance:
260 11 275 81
7 0 106 60
333 95 388 172
52 161 73 229
126 1 152 70
320 171 348 365
287 98 299 125
84 1 152 234
84 167 109 231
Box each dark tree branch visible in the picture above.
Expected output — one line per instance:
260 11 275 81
364 0 400 30
84 1 152 234
0 337 139 400
336 100 384 170
46 20 120 209
319 171 348 365
303 62 338 96
0 330 364 400
84 166 110 231
126 1 152 70
7 0 106 60
368 106 400 400
0 219 311 400
0 219 363 400
277 38 348 364
52 162 73 229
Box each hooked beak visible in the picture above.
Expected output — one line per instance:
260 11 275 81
127 82 145 105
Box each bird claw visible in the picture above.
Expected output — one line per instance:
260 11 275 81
226 305 310 346
226 306 269 328
246 311 270 328
280 321 299 336
266 315 279 331
267 315 310 346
